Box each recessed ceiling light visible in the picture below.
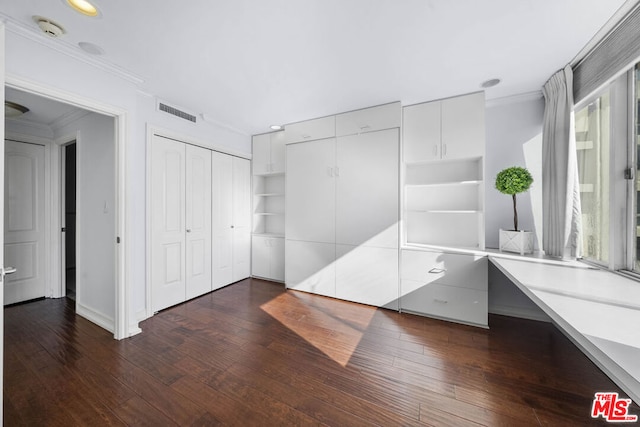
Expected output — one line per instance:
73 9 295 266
270 125 282 130
65 0 100 17
5 101 30 118
79 41 105 55
481 78 501 89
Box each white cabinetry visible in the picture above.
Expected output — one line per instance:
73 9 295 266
285 103 400 309
212 152 251 290
284 115 335 144
252 131 286 281
150 136 212 312
400 249 487 327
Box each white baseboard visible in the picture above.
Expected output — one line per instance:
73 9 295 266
489 304 551 322
76 302 115 333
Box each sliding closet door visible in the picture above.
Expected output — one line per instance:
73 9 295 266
150 136 186 312
185 145 212 299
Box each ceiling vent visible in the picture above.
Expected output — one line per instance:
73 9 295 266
158 101 197 123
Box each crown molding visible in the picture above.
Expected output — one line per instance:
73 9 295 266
1 13 145 86
485 91 544 108
51 108 91 131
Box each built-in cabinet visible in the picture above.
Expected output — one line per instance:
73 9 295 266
150 134 250 313
285 103 400 309
251 131 285 281
400 92 487 327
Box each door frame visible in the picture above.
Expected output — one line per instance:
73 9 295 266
56 136 78 299
5 75 131 340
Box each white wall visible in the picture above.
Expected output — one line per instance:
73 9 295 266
4 28 251 336
55 112 116 329
485 95 544 249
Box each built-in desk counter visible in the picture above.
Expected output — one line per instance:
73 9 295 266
490 255 640 405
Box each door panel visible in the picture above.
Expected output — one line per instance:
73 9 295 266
151 136 185 311
336 129 399 248
232 157 251 282
285 240 335 298
4 141 46 304
185 145 212 299
212 151 233 289
251 235 270 278
286 139 336 243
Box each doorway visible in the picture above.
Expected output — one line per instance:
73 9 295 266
63 142 77 300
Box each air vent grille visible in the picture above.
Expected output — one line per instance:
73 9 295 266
158 102 197 123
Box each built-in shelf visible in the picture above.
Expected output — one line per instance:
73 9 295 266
405 180 482 188
406 210 481 214
254 193 285 197
252 232 284 238
254 212 283 216
254 171 285 177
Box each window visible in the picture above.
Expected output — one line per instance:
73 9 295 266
575 90 611 266
634 64 640 273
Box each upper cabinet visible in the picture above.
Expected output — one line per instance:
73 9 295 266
284 115 335 144
403 92 485 163
335 102 401 136
252 131 286 175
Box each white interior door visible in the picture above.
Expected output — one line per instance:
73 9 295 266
150 135 186 312
212 151 233 289
185 145 212 299
4 140 46 305
232 157 251 282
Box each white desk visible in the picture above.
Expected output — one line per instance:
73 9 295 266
490 256 640 405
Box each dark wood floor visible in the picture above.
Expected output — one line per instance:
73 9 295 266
4 278 638 426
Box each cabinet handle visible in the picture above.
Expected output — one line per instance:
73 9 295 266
328 167 334 177
231 225 235 229
360 125 371 131
443 144 447 157
428 268 446 274
335 167 340 177
433 145 438 157
302 134 311 139
186 229 192 233
433 298 448 304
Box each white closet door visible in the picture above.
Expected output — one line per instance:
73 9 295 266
336 129 399 248
285 138 336 243
252 134 271 175
403 101 441 162
270 131 286 173
212 151 233 290
185 145 212 300
151 136 186 311
4 141 46 305
441 93 485 160
285 240 335 297
232 157 251 282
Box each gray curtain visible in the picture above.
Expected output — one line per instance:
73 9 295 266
542 65 583 259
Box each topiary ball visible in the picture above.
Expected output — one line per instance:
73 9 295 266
495 166 533 195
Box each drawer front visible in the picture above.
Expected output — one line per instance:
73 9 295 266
336 102 401 136
284 116 336 144
401 249 487 291
401 279 487 326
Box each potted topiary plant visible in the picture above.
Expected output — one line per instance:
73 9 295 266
495 166 534 255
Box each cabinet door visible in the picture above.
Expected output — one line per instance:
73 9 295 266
336 129 399 248
232 157 251 282
284 116 336 144
252 134 271 175
151 136 186 311
335 245 399 309
441 92 485 160
212 152 233 290
270 131 286 173
403 101 441 162
335 102 401 137
270 237 285 282
285 240 335 297
251 235 270 278
185 145 212 299
285 139 336 243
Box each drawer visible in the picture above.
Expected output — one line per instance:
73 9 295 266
336 102 401 136
284 116 335 144
401 249 487 291
401 279 487 327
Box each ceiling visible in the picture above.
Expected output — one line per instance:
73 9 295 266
1 0 634 135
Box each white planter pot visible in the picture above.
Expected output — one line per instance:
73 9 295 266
499 229 534 255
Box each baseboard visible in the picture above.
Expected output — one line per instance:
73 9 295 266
489 304 551 322
76 302 115 333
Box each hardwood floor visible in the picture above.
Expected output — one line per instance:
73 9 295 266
4 278 638 426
